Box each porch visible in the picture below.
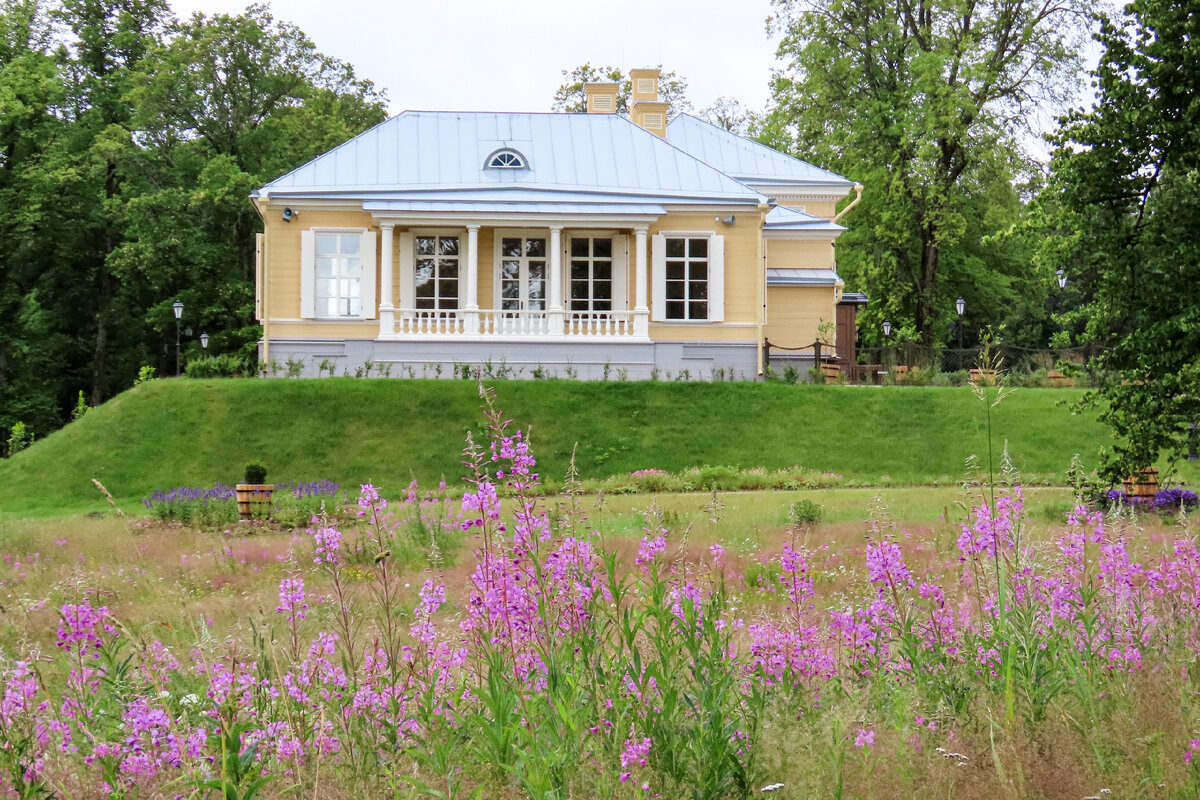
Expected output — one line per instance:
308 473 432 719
373 220 652 341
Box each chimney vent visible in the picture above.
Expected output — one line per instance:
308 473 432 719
630 68 668 137
585 82 619 114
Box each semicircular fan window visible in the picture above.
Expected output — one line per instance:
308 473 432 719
487 149 527 169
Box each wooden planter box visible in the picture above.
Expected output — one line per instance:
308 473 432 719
1048 370 1074 387
821 363 841 385
969 368 997 386
1122 467 1159 499
235 484 275 520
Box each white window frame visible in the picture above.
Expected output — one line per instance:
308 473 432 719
651 231 724 322
398 228 465 313
300 227 377 320
565 231 627 315
493 229 550 313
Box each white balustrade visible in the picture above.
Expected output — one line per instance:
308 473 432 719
388 309 645 339
395 310 465 335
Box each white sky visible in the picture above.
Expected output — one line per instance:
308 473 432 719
168 0 783 115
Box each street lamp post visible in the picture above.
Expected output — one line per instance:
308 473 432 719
172 301 184 376
955 297 965 350
200 332 209 350
882 319 893 373
1057 269 1067 290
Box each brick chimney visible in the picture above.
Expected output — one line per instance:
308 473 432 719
584 82 619 114
629 68 668 137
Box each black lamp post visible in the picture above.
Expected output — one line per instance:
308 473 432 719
955 296 965 350
200 332 209 350
172 301 184 376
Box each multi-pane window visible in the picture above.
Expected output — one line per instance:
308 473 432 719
414 235 459 311
664 237 708 320
500 236 546 312
315 232 362 318
569 237 613 314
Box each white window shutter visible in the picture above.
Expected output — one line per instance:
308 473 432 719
300 230 315 318
359 230 377 320
709 234 725 322
398 232 415 309
651 233 666 322
612 235 628 309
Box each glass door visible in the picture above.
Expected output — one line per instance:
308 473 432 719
500 236 547 314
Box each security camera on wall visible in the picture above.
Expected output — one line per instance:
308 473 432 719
282 207 298 222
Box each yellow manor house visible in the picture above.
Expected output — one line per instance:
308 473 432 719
251 69 864 379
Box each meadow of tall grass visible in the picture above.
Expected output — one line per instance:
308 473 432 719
2 387 1199 799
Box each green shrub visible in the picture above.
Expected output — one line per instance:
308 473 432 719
186 353 251 378
6 421 30 455
787 498 823 526
243 461 268 484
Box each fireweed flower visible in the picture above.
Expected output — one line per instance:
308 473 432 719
276 577 308 621
312 525 343 565
57 602 116 659
865 540 914 590
854 728 875 748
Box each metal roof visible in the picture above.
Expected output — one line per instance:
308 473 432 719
840 292 869 305
362 200 665 216
257 111 766 206
763 205 846 232
666 114 853 189
767 268 844 286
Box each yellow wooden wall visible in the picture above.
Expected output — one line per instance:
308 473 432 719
260 204 774 344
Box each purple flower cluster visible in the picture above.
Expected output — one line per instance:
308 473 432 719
1106 487 1198 510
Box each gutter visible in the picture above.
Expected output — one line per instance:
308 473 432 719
832 183 864 224
756 201 769 377
251 198 270 368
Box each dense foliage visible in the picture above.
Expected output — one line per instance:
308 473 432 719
1045 0 1200 482
0 1 386 448
760 0 1096 347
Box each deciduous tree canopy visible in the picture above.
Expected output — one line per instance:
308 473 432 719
761 0 1096 346
1047 0 1200 481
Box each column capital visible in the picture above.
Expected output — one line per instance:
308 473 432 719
549 224 565 232
465 223 481 232
634 224 650 234
379 221 396 230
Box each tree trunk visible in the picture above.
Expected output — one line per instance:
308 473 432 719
915 226 940 347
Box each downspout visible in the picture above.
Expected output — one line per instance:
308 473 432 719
252 197 270 369
832 182 864 224
756 201 769 377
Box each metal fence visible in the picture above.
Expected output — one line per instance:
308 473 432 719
763 339 1105 384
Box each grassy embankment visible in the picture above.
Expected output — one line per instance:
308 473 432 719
2 377 1177 519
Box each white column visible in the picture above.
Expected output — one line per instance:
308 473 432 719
465 225 480 334
634 226 649 337
379 223 394 337
549 225 564 334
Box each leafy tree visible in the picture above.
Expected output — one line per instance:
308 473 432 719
1046 0 1200 481
552 63 691 117
118 4 387 365
697 96 757 135
762 0 1096 345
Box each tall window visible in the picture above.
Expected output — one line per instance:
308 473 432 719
500 236 546 312
569 237 613 314
414 235 459 311
664 237 708 320
315 232 362 318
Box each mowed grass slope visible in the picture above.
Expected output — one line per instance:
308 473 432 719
0 378 1122 516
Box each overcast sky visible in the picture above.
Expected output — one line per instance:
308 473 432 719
169 0 783 115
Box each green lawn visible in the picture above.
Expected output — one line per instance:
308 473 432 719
0 378 1190 517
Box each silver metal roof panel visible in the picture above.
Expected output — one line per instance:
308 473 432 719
666 114 853 187
766 268 844 286
257 111 766 205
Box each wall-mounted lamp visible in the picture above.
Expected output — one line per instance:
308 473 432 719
715 215 735 225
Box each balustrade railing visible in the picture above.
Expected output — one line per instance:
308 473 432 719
387 308 645 338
